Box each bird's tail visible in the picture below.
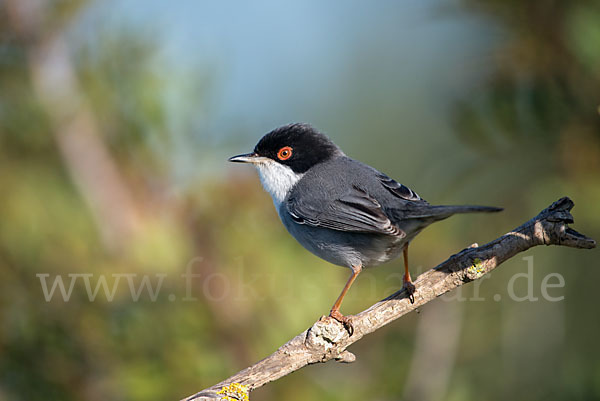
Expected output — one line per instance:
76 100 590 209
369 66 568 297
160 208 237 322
409 204 503 220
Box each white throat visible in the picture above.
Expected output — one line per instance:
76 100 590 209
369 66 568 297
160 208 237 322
254 160 303 207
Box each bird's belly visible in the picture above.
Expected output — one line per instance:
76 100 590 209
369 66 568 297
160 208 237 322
280 212 408 268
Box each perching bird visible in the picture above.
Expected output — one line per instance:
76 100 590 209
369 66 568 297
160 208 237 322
229 123 501 334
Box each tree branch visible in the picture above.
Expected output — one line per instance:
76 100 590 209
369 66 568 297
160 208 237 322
182 197 596 401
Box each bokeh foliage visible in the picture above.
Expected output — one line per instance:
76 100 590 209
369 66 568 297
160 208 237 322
0 1 599 401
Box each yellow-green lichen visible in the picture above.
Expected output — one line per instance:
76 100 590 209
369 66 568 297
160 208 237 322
467 258 485 277
217 383 249 401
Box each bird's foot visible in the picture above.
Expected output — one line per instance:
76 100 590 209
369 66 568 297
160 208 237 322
329 309 354 336
402 280 416 304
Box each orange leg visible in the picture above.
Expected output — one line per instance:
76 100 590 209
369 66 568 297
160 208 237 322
329 265 362 336
403 243 416 303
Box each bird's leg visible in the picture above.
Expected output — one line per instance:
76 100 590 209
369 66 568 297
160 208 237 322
402 243 415 303
329 264 362 336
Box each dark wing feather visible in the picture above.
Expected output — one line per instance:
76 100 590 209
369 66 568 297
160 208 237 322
286 185 405 237
378 173 426 203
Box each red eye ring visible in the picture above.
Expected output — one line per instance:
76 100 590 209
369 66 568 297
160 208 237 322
277 146 293 161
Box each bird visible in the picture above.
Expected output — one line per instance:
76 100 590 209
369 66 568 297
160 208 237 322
229 123 501 335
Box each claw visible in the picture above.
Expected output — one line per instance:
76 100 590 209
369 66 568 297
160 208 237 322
403 280 416 304
329 309 354 336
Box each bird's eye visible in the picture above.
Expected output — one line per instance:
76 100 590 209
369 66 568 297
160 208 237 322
277 146 293 161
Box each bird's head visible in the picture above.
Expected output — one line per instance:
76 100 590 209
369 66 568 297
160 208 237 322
229 123 343 205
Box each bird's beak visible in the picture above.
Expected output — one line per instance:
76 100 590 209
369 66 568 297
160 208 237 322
228 152 261 163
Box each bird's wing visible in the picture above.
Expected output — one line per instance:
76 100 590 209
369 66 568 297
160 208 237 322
377 172 425 203
286 185 406 237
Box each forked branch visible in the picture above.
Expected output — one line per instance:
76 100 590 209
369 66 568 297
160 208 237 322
182 197 595 401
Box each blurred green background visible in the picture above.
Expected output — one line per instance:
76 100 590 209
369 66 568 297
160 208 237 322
1 1 599 400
